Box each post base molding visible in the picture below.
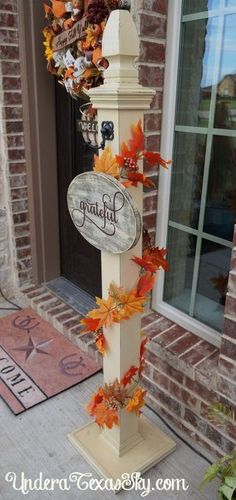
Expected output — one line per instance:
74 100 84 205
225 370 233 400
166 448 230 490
68 415 176 493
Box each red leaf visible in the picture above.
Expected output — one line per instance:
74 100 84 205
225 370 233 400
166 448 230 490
116 142 137 168
131 255 158 273
143 151 171 169
144 247 169 272
126 172 156 188
129 119 145 153
87 388 104 416
80 317 100 333
140 337 148 358
121 366 139 387
136 272 156 297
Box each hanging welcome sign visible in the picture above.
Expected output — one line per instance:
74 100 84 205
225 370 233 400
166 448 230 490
67 172 141 253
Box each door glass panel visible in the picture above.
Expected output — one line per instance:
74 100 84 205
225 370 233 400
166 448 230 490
226 0 236 7
204 135 236 240
194 240 232 330
214 15 236 129
183 0 220 15
169 133 206 228
164 228 196 314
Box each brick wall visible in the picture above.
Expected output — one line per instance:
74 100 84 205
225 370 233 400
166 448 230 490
140 228 236 458
0 0 33 295
135 0 168 242
218 225 236 404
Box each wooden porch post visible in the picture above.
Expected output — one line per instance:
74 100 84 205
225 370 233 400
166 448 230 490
68 9 175 485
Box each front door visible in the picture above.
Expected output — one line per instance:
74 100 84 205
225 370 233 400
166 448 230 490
55 82 102 297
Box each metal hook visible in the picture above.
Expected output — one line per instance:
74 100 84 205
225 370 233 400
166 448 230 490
87 121 114 151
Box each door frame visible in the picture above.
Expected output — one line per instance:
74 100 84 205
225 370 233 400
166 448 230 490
17 0 60 284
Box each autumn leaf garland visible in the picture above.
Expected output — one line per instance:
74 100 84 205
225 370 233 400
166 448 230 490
83 120 170 429
81 241 168 355
93 119 171 187
87 337 148 428
82 235 168 429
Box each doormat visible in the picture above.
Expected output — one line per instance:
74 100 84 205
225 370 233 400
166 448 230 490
0 307 100 415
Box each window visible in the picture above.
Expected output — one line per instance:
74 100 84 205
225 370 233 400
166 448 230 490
153 0 236 347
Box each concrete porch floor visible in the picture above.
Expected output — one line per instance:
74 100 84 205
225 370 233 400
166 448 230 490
0 298 219 499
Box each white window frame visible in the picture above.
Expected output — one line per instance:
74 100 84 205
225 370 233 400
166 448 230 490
152 0 225 349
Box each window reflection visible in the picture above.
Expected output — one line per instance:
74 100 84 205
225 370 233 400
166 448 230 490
169 133 206 229
194 240 231 330
164 228 196 314
183 0 220 15
204 135 236 241
214 15 236 128
176 19 214 127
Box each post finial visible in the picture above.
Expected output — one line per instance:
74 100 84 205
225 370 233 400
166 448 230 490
102 9 139 58
101 9 139 85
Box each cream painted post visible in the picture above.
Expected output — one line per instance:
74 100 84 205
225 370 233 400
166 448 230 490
68 9 175 484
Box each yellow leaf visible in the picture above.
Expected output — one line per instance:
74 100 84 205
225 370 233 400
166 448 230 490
118 291 146 319
96 333 107 355
93 146 120 178
88 295 118 328
126 387 146 415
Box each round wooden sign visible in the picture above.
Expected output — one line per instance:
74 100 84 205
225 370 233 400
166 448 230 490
67 172 141 254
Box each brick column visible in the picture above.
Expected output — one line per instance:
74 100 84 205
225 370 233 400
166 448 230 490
218 224 236 403
0 0 33 293
136 0 168 242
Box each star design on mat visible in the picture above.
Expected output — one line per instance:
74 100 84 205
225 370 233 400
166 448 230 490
13 336 54 361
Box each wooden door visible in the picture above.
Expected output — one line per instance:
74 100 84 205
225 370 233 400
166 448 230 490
55 82 102 297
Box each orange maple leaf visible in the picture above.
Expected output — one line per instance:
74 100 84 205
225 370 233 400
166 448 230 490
115 120 144 168
132 247 169 273
93 401 119 429
144 247 169 272
44 3 53 17
143 151 171 169
140 337 148 358
80 317 100 333
87 388 104 416
139 337 148 374
93 146 120 178
136 271 156 297
129 119 145 153
118 291 146 319
123 172 156 188
88 295 118 328
96 332 107 355
121 366 139 387
126 387 146 415
131 255 158 273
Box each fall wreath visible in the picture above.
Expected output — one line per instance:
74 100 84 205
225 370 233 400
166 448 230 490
43 0 130 99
